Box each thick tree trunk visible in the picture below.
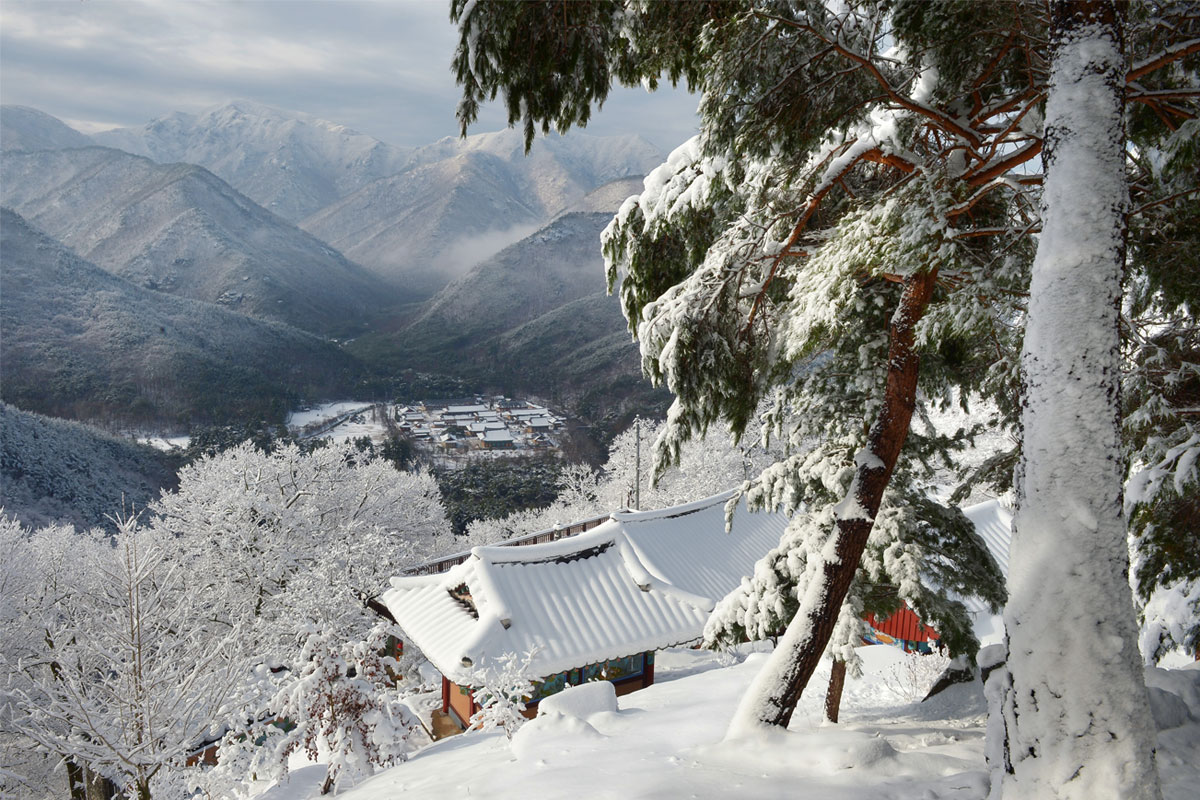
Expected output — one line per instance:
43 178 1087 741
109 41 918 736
728 268 938 733
86 768 118 800
989 2 1162 798
824 658 848 723
66 760 87 800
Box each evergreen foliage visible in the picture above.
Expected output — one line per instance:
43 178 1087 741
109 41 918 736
452 0 1199 737
1121 26 1200 661
0 402 179 531
435 456 565 535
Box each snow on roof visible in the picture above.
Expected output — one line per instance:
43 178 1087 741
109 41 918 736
482 430 515 443
963 498 1012 579
961 498 1014 644
509 408 547 418
447 405 490 414
384 491 788 684
615 492 789 602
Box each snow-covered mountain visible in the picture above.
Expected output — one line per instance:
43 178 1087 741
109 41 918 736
92 100 411 222
355 200 664 420
0 146 396 336
302 132 661 293
0 208 363 426
413 211 615 337
301 150 546 294
405 128 662 217
0 105 94 152
557 176 645 216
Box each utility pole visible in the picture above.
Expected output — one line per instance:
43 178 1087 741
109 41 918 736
633 418 641 510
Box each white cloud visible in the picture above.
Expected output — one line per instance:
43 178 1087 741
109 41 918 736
0 0 698 151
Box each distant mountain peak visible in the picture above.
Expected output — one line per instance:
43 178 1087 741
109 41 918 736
0 105 94 153
91 102 410 221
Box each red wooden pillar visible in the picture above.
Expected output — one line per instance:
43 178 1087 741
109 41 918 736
441 675 450 714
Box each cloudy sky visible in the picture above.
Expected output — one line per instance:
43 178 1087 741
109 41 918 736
0 0 700 151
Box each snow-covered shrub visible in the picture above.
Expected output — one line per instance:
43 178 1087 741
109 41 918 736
880 651 952 704
468 650 539 741
272 625 422 795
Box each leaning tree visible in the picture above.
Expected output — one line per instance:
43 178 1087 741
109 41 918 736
450 0 1199 771
454 0 1044 731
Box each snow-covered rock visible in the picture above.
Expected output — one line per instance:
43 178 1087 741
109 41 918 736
536 681 619 720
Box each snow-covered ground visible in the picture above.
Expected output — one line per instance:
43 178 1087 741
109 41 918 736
287 402 391 444
287 402 378 431
138 435 191 451
249 644 1200 800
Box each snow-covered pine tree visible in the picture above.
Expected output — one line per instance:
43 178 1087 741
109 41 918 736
1121 2 1200 666
454 0 1042 731
705 481 1005 722
989 2 1197 797
453 1 1198 757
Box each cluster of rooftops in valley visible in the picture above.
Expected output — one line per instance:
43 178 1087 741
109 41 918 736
382 489 1014 732
395 397 564 452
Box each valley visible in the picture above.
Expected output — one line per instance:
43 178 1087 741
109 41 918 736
0 101 666 445
0 100 670 536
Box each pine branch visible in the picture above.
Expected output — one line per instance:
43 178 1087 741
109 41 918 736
1128 37 1200 82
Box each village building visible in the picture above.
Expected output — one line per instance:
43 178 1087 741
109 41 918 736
480 429 515 449
859 498 1014 652
383 492 789 731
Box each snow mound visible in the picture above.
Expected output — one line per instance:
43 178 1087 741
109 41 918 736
511 681 619 761
510 711 606 761
536 680 618 719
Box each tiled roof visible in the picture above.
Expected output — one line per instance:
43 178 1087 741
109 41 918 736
383 491 788 683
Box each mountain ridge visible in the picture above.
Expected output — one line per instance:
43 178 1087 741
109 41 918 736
0 145 398 336
0 208 364 427
92 99 412 222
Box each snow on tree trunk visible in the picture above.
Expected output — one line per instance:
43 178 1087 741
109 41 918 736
728 268 939 735
990 2 1162 798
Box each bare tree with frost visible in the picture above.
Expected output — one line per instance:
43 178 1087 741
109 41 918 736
5 518 243 800
268 624 422 796
149 440 453 664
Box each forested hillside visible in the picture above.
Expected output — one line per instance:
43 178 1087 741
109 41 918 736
0 146 396 336
0 403 178 530
351 210 668 426
0 209 363 427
